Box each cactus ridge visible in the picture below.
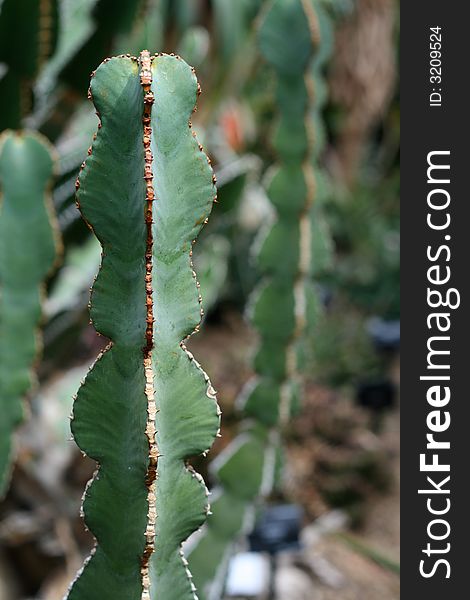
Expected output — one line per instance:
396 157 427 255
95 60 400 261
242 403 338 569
0 130 61 496
67 52 219 600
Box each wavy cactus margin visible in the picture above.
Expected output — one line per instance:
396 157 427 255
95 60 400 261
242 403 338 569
188 1 326 597
0 130 61 496
66 51 220 600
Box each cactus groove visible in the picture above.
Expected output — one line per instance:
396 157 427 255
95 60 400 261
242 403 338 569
67 51 220 600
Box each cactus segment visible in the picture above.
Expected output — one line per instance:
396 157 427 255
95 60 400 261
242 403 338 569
0 130 60 495
66 52 219 600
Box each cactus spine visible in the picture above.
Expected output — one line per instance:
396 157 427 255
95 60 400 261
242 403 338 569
189 1 324 597
66 51 219 600
0 130 61 495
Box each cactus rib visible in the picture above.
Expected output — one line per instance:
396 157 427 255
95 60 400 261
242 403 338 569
147 51 220 600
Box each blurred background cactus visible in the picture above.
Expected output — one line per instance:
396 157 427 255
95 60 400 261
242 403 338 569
188 1 329 595
0 131 61 497
0 1 399 599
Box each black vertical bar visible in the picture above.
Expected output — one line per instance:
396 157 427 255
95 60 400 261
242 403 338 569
402 3 468 598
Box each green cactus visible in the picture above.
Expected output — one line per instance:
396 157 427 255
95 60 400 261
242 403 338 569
0 0 59 130
66 51 219 600
188 1 329 596
0 130 61 495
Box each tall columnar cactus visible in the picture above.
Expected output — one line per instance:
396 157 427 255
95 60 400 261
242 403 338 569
188 1 324 597
0 130 61 495
66 51 220 600
0 0 59 130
